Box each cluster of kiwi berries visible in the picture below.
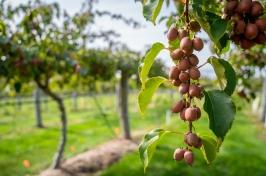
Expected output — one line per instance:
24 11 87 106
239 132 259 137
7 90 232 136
167 20 204 165
223 0 266 49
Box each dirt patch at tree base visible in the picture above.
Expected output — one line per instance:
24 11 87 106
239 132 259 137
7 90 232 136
40 139 138 176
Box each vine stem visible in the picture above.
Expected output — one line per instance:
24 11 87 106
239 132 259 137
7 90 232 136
197 61 208 69
185 0 190 34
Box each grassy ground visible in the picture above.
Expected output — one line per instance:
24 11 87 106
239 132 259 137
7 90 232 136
101 99 266 176
0 92 172 176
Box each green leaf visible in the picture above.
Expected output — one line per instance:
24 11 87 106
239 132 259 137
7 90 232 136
208 57 237 96
200 135 218 164
142 0 164 24
192 2 229 52
139 42 164 84
138 76 167 114
14 82 22 93
203 90 236 140
139 128 171 172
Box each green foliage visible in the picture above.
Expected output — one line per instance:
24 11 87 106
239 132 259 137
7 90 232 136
140 0 164 24
138 77 167 114
139 42 165 84
200 135 217 164
203 90 236 140
192 1 229 53
139 128 173 172
208 57 237 96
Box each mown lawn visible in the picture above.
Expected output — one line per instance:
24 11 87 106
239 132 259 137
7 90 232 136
101 99 266 176
0 91 172 176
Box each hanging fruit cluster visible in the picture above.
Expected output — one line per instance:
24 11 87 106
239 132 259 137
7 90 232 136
167 2 204 165
223 0 266 49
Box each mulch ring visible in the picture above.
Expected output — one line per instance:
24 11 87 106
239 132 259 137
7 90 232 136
40 139 138 176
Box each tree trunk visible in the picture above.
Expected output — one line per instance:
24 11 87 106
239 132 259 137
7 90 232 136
34 87 43 128
261 76 266 124
40 86 67 169
118 71 131 139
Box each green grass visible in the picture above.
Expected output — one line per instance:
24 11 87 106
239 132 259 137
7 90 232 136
0 92 172 176
101 100 266 176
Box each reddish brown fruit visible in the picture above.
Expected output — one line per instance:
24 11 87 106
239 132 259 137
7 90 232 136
230 34 241 45
180 108 186 121
234 20 246 34
184 150 194 166
180 37 193 53
255 18 266 32
188 54 199 66
192 38 204 51
189 67 201 80
185 132 200 147
254 33 266 44
169 66 180 80
172 79 182 87
190 20 201 32
171 48 184 60
189 85 201 97
178 29 188 39
195 107 201 119
178 59 191 71
185 107 198 121
240 39 255 49
172 100 185 113
195 138 203 148
236 0 252 14
173 148 185 161
245 23 258 40
224 1 238 15
183 48 193 55
251 1 264 17
179 72 190 82
179 83 189 94
167 26 178 41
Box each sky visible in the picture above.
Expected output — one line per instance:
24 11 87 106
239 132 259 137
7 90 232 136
9 0 214 76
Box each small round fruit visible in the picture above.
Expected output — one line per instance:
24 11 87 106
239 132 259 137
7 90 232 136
224 1 238 15
185 132 200 147
230 34 241 44
167 26 178 41
254 33 266 44
169 66 180 80
179 72 190 82
189 67 200 80
179 83 189 94
172 100 185 113
190 20 201 32
185 107 198 121
180 108 186 121
195 107 201 119
184 150 194 166
173 148 185 161
172 79 182 87
234 20 246 34
192 38 204 51
178 59 191 71
255 18 266 32
245 23 258 40
194 138 203 148
171 48 184 60
240 39 255 49
188 54 199 66
251 1 264 17
236 0 252 14
178 29 188 39
183 48 193 55
180 37 193 53
189 85 201 97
